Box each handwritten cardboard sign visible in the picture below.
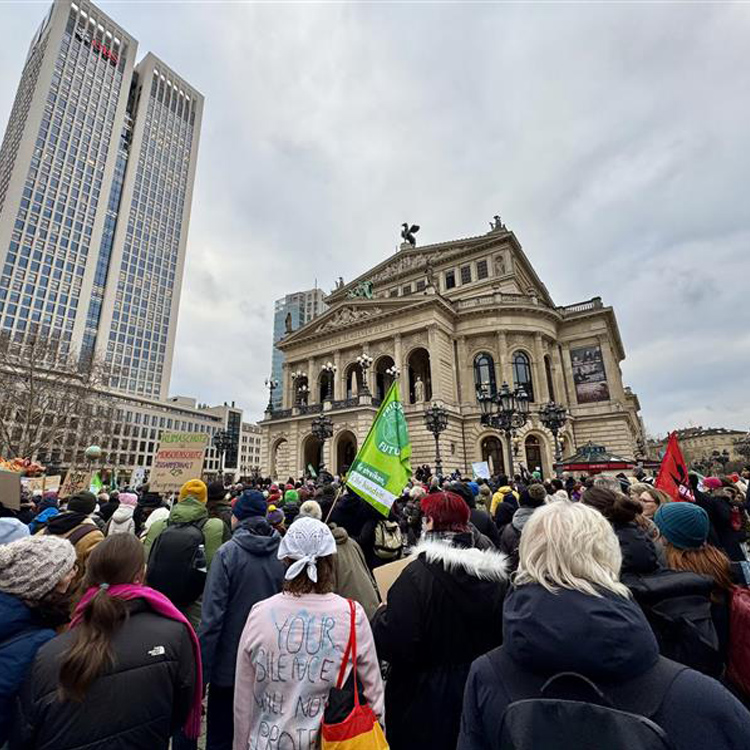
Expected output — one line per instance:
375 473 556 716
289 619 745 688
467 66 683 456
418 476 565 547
150 432 208 494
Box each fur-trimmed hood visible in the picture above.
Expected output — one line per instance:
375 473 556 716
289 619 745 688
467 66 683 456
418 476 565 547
412 538 509 582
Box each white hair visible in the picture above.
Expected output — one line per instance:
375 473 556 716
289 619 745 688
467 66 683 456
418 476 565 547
409 485 426 501
515 501 630 599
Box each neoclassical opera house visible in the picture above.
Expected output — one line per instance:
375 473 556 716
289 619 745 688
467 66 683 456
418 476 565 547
260 220 643 480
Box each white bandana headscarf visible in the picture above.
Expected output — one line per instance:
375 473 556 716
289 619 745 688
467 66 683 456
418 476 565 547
278 517 337 582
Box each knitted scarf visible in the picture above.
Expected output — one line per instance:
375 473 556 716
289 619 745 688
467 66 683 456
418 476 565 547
70 583 203 739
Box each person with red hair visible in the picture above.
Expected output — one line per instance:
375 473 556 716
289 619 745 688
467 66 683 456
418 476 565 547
371 491 509 750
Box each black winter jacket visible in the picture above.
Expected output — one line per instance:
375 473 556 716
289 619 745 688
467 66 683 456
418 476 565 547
12 600 195 750
371 534 508 750
614 522 661 575
458 584 750 750
470 508 501 548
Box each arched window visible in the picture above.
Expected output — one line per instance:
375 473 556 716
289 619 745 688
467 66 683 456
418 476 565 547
544 355 555 402
512 351 534 401
474 352 496 400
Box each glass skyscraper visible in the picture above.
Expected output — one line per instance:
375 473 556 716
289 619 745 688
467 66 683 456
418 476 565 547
0 1 203 399
270 288 327 408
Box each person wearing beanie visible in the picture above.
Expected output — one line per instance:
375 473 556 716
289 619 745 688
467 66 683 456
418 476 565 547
266 505 286 536
0 517 30 545
499 483 548 572
283 488 299 506
0 536 77 744
654 501 740 670
39 490 104 586
199 491 284 749
143 479 225 629
478 483 493 514
133 492 168 538
105 492 138 537
206 481 232 543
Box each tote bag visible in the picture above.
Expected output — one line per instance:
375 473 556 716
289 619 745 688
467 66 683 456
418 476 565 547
320 599 388 750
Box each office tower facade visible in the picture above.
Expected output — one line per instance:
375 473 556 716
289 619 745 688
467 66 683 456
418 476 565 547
270 288 327 408
0 0 203 400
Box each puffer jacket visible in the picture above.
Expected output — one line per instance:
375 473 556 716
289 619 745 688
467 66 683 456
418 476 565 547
458 584 750 750
106 505 135 536
198 517 284 688
0 593 57 744
12 599 196 750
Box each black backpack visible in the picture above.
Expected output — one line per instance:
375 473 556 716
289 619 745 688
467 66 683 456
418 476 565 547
146 518 208 607
492 649 686 750
622 569 722 677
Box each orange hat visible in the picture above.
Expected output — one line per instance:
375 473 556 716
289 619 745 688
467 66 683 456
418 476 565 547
179 479 208 504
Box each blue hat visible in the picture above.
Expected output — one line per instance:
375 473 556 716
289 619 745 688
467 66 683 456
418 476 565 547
654 502 709 549
468 481 480 496
233 490 267 521
0 518 30 545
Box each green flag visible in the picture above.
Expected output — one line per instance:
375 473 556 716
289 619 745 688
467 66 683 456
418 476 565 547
346 381 412 516
89 471 103 494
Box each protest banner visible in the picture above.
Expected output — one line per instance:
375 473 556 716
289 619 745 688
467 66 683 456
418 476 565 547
21 475 61 495
59 468 91 499
0 470 22 510
346 381 412 517
471 461 491 480
150 432 208 494
130 466 146 488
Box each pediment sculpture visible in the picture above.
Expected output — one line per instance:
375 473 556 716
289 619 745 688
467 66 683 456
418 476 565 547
316 306 384 333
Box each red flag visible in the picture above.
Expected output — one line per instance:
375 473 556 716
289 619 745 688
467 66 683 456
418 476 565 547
655 432 695 502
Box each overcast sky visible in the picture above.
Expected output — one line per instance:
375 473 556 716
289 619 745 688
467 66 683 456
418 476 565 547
1 0 748 437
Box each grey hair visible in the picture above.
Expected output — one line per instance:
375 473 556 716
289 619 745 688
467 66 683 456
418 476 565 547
298 500 322 520
592 475 623 493
409 485 426 501
515 501 630 599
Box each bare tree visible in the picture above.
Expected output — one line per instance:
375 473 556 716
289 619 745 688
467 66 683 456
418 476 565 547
0 331 116 463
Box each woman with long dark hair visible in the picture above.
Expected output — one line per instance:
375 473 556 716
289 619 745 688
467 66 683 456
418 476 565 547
13 534 201 749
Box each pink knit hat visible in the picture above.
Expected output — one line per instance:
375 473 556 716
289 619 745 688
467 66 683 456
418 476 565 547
703 477 723 491
118 492 138 507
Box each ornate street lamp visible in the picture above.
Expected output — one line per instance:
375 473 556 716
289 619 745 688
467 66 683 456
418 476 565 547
356 353 373 395
297 383 310 406
424 402 449 477
264 377 279 413
477 381 530 478
310 414 334 471
321 361 337 401
538 401 568 477
385 364 400 379
291 370 309 406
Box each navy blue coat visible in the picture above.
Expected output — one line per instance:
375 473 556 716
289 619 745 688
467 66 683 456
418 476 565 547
0 592 56 744
198 518 284 687
458 584 750 750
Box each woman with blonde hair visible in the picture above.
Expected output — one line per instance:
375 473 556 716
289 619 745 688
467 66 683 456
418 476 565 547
458 501 750 750
629 483 671 520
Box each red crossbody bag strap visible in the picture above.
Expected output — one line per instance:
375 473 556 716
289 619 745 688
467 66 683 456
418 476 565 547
334 599 360 706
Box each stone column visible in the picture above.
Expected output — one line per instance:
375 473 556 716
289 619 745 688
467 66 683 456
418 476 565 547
282 363 290 409
307 357 316 404
333 350 342 400
550 343 566 406
427 325 440 402
598 335 625 403
534 332 549 403
456 336 468 404
394 334 406 402
559 343 578 406
497 331 511 385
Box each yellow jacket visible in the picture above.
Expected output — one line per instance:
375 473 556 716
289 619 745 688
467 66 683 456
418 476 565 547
490 486 520 516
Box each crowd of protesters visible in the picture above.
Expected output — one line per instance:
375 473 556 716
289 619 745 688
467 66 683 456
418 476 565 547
0 463 749 749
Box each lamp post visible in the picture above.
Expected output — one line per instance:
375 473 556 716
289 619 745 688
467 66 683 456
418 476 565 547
264 377 279 413
321 361 337 401
385 364 400 379
424 402 448 477
538 401 568 477
356 353 373 395
292 370 309 406
310 414 334 472
477 381 530 478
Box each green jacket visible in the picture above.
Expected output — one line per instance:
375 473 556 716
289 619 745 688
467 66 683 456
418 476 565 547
143 496 225 568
